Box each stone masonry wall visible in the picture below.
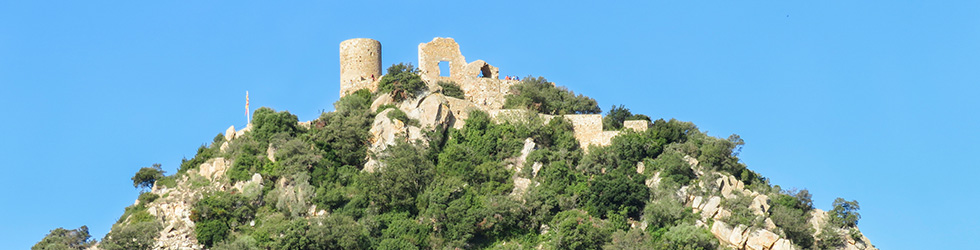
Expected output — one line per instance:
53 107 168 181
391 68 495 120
340 38 382 97
624 120 649 132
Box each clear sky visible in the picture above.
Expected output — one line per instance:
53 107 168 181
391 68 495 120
1 1 977 249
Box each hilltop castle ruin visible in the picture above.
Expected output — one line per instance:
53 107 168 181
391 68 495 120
339 37 649 149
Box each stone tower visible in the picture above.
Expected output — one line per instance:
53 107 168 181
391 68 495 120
339 38 382 97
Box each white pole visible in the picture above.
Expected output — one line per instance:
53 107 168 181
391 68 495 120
246 91 250 125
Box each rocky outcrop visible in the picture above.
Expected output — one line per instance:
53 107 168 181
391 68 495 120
224 126 236 141
408 93 454 129
143 159 238 250
196 158 230 182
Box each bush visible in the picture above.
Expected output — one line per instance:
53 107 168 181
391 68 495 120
720 194 762 228
335 88 373 115
545 210 612 250
436 110 527 178
100 221 162 250
32 226 95 250
368 140 435 213
438 81 465 99
155 175 177 189
377 63 426 102
250 107 300 146
375 104 397 113
309 95 375 170
191 192 257 247
132 163 165 192
644 198 696 231
583 172 649 220
503 76 600 115
768 205 813 247
138 192 159 205
179 144 218 173
816 224 844 250
650 224 717 250
602 105 650 131
603 229 652 250
644 151 695 185
830 198 861 227
386 108 417 127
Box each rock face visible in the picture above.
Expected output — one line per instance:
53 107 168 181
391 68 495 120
745 229 780 250
224 126 235 141
409 94 454 129
677 159 876 250
197 158 230 182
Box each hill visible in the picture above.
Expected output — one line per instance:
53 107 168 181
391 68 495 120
33 37 875 250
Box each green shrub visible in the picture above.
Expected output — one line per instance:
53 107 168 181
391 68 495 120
191 192 257 247
816 224 844 250
138 192 159 205
386 108 411 125
179 144 218 173
375 104 397 113
849 228 863 241
768 204 813 248
250 107 300 146
545 209 612 250
309 98 374 170
503 76 600 115
650 223 717 250
644 151 695 185
377 63 426 102
644 198 696 231
368 140 435 213
438 81 465 99
583 172 649 220
32 226 95 250
100 221 162 250
155 175 177 189
720 194 762 228
212 235 262 250
335 88 373 115
436 110 527 178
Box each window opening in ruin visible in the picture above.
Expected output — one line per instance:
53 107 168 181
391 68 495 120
480 64 492 78
439 61 450 77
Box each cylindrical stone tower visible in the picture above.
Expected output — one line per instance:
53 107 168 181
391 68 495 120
339 38 382 97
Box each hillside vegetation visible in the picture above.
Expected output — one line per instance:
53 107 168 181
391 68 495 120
35 64 875 250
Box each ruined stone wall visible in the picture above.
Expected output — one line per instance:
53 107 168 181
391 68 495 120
624 120 650 132
418 37 469 82
418 37 518 110
341 37 639 151
340 38 382 97
564 114 618 149
458 78 518 109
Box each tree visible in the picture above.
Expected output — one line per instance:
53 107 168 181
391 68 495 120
32 226 95 250
602 105 650 131
250 107 300 146
131 163 164 192
370 140 436 213
377 63 426 102
830 198 861 227
583 172 650 220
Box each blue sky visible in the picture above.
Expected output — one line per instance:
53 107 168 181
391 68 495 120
2 1 977 249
